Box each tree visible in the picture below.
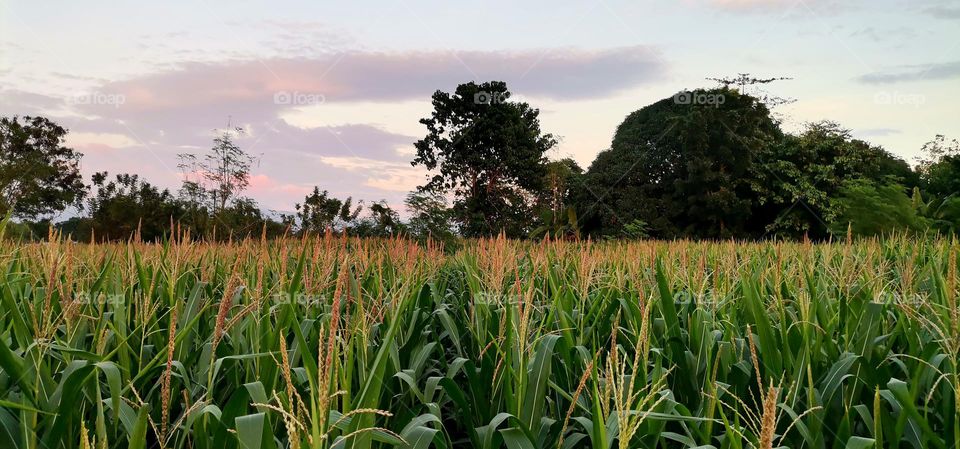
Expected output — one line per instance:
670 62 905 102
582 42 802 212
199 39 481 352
405 191 456 245
580 88 782 238
412 81 556 237
915 135 960 235
831 179 926 237
0 116 86 219
209 197 287 239
917 135 960 198
531 158 583 239
295 187 362 234
203 127 254 214
84 172 184 241
754 121 917 239
351 201 406 237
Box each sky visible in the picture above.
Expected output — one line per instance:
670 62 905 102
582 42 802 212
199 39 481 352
1 0 959 218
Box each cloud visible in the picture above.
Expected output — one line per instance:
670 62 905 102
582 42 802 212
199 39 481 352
699 0 852 16
705 0 792 11
66 132 140 150
848 27 917 42
318 156 427 192
72 46 664 114
924 5 960 19
247 174 313 197
857 61 960 83
856 128 902 137
2 45 665 213
0 89 67 115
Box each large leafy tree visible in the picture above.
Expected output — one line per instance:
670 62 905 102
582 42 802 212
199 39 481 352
753 121 916 239
580 88 782 238
831 179 926 237
0 116 87 219
412 81 555 237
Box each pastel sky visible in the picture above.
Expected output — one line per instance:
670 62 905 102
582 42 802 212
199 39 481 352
2 0 958 217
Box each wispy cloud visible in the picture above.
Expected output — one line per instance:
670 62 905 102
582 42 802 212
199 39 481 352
924 5 960 19
4 45 666 210
857 60 960 83
856 128 902 137
699 0 840 14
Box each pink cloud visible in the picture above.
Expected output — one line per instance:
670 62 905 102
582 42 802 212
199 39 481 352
4 45 667 214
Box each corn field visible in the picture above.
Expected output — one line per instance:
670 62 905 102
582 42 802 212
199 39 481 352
0 230 958 449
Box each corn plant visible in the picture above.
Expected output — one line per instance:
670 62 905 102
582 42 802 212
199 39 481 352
0 229 957 448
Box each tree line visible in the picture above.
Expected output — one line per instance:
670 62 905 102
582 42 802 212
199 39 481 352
1 80 958 243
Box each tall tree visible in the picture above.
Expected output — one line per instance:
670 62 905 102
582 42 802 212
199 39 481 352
0 116 86 219
204 127 254 214
580 88 782 238
412 81 556 237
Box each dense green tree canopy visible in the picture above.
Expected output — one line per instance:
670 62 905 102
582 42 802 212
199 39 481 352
754 121 917 239
0 116 87 219
579 88 782 238
85 172 184 241
831 179 925 237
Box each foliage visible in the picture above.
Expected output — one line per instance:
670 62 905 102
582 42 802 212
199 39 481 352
0 116 87 219
405 191 457 245
917 135 960 199
208 197 287 239
831 179 927 237
351 201 406 238
754 121 916 239
177 127 255 215
620 218 650 239
412 81 555 238
84 171 185 241
580 88 781 239
531 159 583 239
295 187 363 234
